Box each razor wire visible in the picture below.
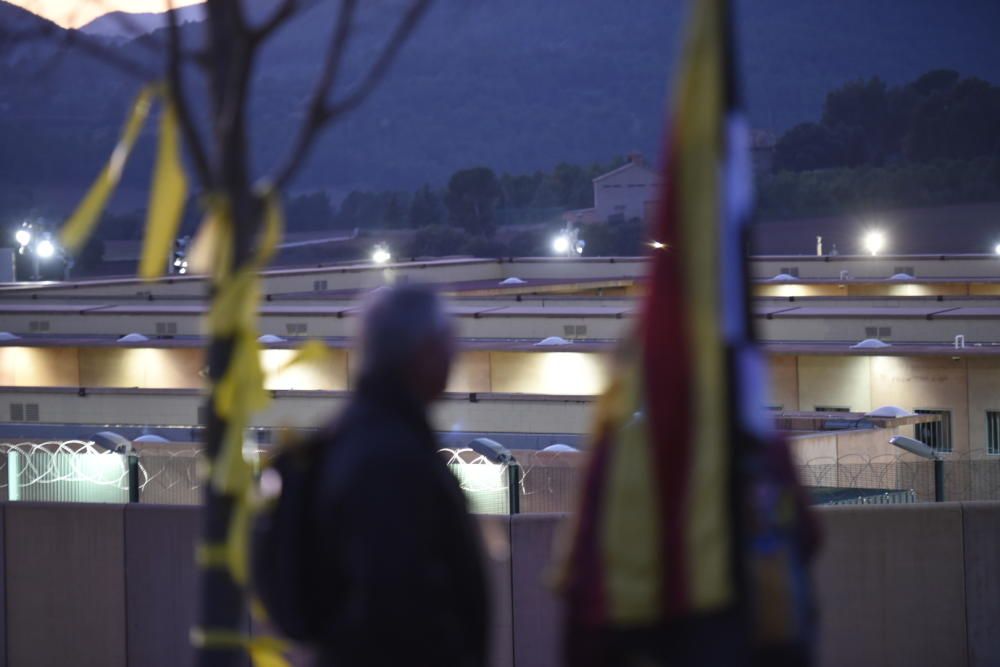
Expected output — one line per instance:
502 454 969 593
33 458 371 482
1 441 998 507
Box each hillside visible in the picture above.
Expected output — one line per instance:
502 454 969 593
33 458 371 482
0 0 998 213
78 6 205 38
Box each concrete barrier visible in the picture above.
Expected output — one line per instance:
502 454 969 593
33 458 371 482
961 502 1000 667
0 502 997 666
510 513 566 667
4 503 127 667
814 504 968 667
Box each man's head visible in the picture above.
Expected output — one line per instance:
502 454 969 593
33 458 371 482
357 284 455 403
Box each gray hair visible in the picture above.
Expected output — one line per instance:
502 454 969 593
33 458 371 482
357 284 452 379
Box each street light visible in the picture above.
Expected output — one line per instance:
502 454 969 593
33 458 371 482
372 244 391 265
551 234 570 255
36 239 55 259
15 228 31 247
994 243 1000 256
863 230 885 256
889 434 943 502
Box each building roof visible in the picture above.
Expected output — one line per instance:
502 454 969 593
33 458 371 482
592 160 662 184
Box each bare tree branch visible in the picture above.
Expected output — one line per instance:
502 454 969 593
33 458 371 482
271 0 431 189
166 0 213 187
325 0 430 116
269 0 357 188
248 0 298 45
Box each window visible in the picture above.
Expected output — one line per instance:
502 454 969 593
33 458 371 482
893 266 915 276
29 320 50 332
562 324 587 338
915 409 952 453
987 411 1000 455
10 403 24 421
864 326 892 340
313 280 328 291
155 322 178 336
24 403 39 422
285 323 308 335
779 267 800 277
815 406 850 413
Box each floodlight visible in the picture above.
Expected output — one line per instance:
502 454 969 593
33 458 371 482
863 230 885 256
649 240 665 250
36 239 55 259
371 245 391 265
15 228 31 247
552 234 570 254
994 243 1000 256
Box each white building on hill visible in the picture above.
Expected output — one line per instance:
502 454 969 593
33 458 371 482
564 153 663 225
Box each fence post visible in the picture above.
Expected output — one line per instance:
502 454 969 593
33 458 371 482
934 459 944 502
127 452 140 503
507 462 520 515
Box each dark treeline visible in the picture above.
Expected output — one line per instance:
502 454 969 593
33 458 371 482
6 67 1000 263
759 69 1000 219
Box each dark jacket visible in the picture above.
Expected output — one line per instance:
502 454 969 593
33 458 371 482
308 376 490 667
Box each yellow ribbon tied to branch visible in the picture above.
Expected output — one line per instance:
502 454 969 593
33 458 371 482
60 83 188 281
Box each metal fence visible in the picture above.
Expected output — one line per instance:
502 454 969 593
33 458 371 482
798 450 1000 503
1 441 997 510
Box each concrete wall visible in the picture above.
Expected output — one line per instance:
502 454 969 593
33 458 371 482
0 503 997 667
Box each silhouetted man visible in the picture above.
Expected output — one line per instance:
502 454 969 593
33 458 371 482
309 284 489 667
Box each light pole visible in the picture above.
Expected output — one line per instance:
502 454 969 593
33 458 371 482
889 435 943 502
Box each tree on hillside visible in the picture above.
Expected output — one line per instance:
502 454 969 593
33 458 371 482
774 122 843 171
446 167 500 237
285 191 336 230
408 184 445 227
821 76 890 166
774 69 1000 173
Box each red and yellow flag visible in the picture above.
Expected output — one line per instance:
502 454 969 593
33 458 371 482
559 0 816 663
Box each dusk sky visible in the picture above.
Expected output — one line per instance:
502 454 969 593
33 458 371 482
9 0 202 28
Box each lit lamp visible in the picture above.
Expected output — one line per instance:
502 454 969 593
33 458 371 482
551 234 571 255
371 244 391 265
36 239 55 259
994 243 1000 256
863 230 885 256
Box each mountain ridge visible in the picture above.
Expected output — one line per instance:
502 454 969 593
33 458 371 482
0 0 998 211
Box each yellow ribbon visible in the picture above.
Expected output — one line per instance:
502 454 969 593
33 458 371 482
279 339 333 373
139 94 188 279
60 83 190 281
190 628 291 667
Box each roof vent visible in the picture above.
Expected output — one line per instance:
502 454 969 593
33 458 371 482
118 333 150 343
258 334 286 344
889 273 914 280
465 437 514 464
851 338 892 349
769 273 799 281
0 331 19 341
535 336 571 346
499 277 527 285
542 444 580 453
133 434 170 443
866 406 916 418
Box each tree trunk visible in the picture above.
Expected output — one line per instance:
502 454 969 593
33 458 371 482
196 2 260 665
